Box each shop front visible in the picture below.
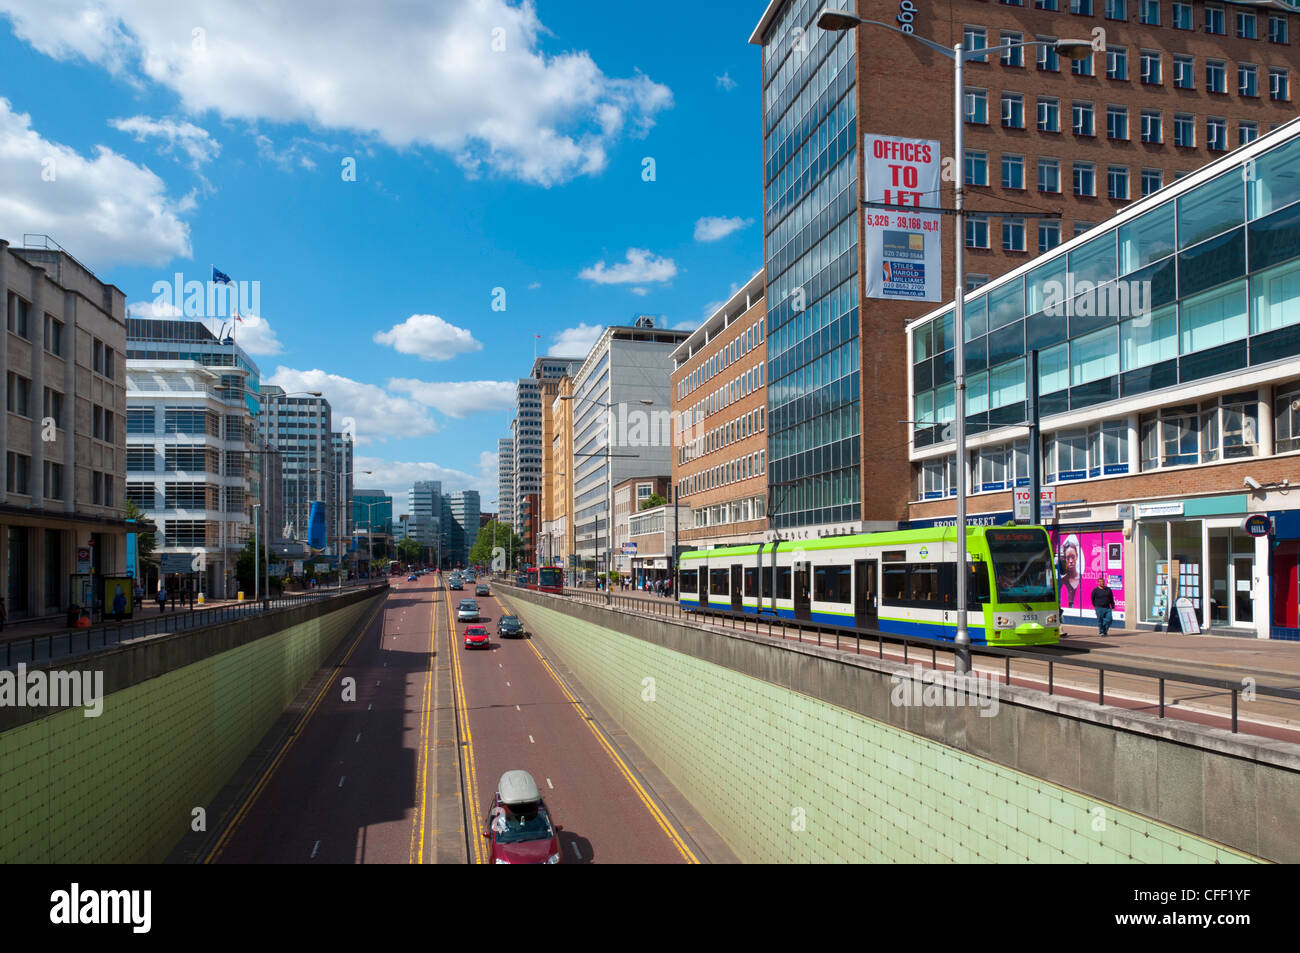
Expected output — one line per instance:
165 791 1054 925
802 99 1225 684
1134 495 1271 638
1268 510 1300 640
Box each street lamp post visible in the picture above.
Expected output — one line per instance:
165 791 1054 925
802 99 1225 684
311 465 371 589
817 11 1091 673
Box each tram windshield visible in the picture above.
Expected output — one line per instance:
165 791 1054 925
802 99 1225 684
985 528 1056 604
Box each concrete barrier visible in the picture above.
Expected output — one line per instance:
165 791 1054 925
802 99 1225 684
0 587 384 863
500 588 1296 863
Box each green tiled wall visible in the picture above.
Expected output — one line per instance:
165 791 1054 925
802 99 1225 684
0 597 376 863
508 597 1259 864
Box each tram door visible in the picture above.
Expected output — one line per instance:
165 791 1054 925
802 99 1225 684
731 565 743 611
854 559 878 628
699 564 709 609
793 562 811 621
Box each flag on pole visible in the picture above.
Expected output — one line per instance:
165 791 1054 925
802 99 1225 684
212 266 233 285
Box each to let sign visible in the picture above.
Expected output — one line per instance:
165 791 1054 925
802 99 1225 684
863 134 942 302
1013 488 1033 522
1040 488 1056 520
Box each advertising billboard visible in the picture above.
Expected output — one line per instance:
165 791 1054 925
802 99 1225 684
863 134 943 302
1052 528 1125 623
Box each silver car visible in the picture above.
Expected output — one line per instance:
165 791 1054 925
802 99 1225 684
457 599 480 622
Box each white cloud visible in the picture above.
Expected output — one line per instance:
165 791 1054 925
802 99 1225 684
110 114 220 166
715 72 737 91
631 287 648 296
267 367 439 446
0 0 673 187
126 300 283 355
0 98 191 268
527 281 541 290
357 453 499 516
547 322 604 358
672 318 702 331
578 248 676 285
127 299 183 318
694 215 753 242
372 313 482 361
388 378 515 418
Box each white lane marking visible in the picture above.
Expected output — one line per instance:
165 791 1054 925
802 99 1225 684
311 840 320 859
546 778 553 789
376 681 381 686
516 705 521 711
338 776 346 788
569 842 581 860
506 681 511 687
367 703 373 711
528 735 535 744
355 733 361 743
499 663 503 668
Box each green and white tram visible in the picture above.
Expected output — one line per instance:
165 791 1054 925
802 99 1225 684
676 526 1060 646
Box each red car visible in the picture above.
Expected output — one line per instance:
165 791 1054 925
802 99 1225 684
483 771 561 864
464 624 490 649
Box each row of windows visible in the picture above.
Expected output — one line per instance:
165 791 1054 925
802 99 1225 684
680 450 767 498
687 495 768 530
968 4 1289 44
6 294 69 359
9 458 69 501
678 317 766 401
679 406 767 465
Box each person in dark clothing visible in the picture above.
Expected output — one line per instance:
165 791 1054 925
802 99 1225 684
157 586 167 613
1091 576 1116 636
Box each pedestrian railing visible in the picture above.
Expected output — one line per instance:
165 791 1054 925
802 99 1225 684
0 581 389 669
494 581 1300 739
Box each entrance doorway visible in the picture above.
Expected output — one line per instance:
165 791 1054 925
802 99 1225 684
1209 528 1256 629
854 559 878 628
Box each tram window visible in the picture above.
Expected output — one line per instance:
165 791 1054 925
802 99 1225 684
678 569 698 594
710 569 729 595
814 564 853 603
911 567 940 602
883 563 959 608
884 567 908 602
761 567 774 598
776 567 792 599
744 568 759 597
968 563 991 605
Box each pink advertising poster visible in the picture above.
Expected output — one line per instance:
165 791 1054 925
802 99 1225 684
1052 529 1125 622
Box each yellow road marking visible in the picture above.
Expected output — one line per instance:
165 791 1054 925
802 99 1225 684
204 597 384 863
447 582 485 864
410 584 437 863
502 596 698 864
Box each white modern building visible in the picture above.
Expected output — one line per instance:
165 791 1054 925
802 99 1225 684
497 437 515 527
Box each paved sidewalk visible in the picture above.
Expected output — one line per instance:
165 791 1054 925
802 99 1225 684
1058 623 1300 681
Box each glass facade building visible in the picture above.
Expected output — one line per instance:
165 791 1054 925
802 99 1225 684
759 1 861 531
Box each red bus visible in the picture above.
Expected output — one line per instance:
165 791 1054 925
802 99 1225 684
526 566 564 594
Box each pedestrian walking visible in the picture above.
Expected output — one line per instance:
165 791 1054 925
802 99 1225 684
156 585 167 613
1091 575 1116 637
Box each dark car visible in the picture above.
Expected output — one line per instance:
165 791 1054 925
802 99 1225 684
483 771 560 864
476 583 491 596
497 615 526 638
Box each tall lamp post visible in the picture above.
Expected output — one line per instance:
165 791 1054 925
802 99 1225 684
311 465 372 588
560 394 654 605
817 10 1091 672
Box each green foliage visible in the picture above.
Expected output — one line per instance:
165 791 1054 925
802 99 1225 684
396 537 421 563
125 500 157 568
469 520 524 569
234 536 280 594
639 493 667 510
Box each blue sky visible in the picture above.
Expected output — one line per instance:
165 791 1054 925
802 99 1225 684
0 0 768 514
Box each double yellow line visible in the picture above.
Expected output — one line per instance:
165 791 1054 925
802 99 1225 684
446 583 486 864
504 596 698 864
203 597 385 863
409 584 438 863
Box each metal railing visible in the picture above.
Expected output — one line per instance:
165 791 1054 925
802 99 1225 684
0 581 389 669
497 581 1300 739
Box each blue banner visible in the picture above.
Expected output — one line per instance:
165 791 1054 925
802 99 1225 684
308 501 327 550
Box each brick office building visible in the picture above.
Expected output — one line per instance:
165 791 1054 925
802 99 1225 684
671 270 770 551
750 0 1300 537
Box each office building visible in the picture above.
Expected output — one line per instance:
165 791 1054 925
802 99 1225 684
612 475 673 585
543 375 575 572
259 386 336 549
2 238 128 620
671 270 769 550
126 315 262 597
442 490 480 568
330 429 354 562
410 480 442 562
497 437 514 527
906 119 1300 639
353 488 392 562
750 0 1300 536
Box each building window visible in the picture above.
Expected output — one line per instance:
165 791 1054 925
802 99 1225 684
1239 63 1259 96
1141 109 1162 143
1070 0 1093 14
1140 50 1161 84
964 26 988 62
1205 5 1225 34
1271 67 1290 100
1036 0 1059 9
43 315 64 356
1002 218 1027 252
1036 39 1060 72
44 462 64 501
1139 0 1160 25
1072 52 1094 76
1106 0 1127 19
965 88 988 124
1238 121 1258 146
92 338 104 374
1172 2 1192 29
126 448 155 472
1001 92 1025 128
1269 14 1288 44
1038 157 1062 193
1107 105 1129 140
1002 154 1026 189
6 372 31 417
1107 46 1129 80
7 294 32 339
966 217 991 249
1001 31 1024 67
1141 168 1163 196
1237 10 1257 38
965 150 989 186
1173 113 1195 147
1074 221 1095 237
1074 162 1096 196
1206 59 1227 93
1108 166 1130 200
1037 97 1060 132
1276 384 1300 454
966 274 990 292
1174 54 1194 88
1207 117 1228 151
6 452 31 495
1072 101 1095 136
1039 220 1062 252
42 387 63 423
127 407 153 434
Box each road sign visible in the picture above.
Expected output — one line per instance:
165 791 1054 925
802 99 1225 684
77 547 91 573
